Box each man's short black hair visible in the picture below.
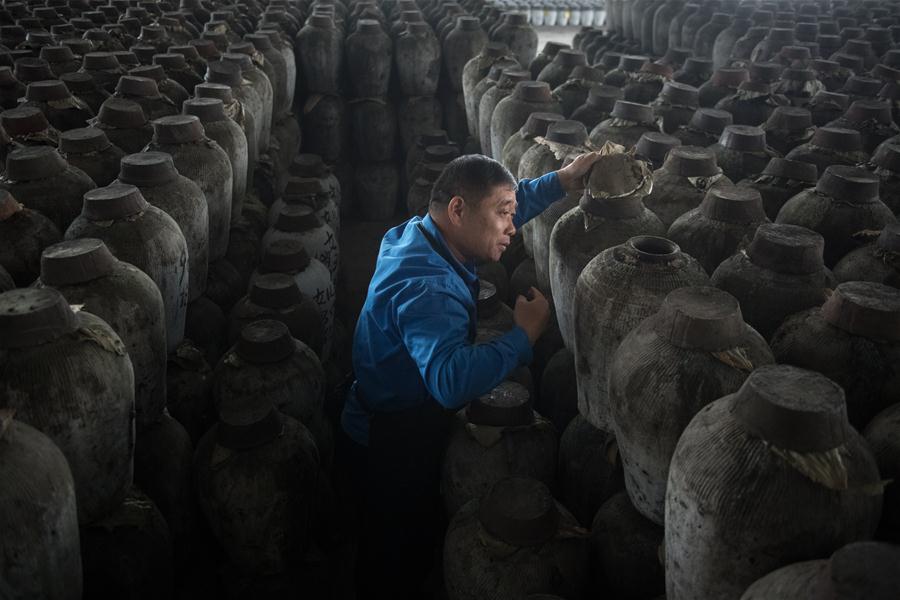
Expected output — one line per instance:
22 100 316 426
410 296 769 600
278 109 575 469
429 154 517 209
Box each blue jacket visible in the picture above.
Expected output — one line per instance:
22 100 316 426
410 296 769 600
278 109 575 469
342 171 566 446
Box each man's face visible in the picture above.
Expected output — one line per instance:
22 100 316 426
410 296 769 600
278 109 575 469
460 184 517 263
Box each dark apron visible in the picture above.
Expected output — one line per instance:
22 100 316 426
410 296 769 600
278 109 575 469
356 222 478 599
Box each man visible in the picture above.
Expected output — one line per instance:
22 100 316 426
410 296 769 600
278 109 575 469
341 152 600 598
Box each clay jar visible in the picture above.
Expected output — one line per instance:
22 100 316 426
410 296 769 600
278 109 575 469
672 107 732 148
0 188 61 286
41 45 81 77
64 183 189 352
652 81 699 134
711 223 835 339
194 392 319 575
129 63 189 110
573 236 710 431
271 176 340 240
741 542 900 599
302 92 349 164
114 75 177 120
501 112 563 179
770 281 900 429
710 125 780 182
227 273 325 356
529 41 568 79
346 19 393 99
776 166 897 267
153 53 204 98
664 364 883 600
78 51 125 93
202 63 260 174
146 114 233 262
441 381 558 516
0 287 134 525
213 319 330 460
762 106 815 155
291 153 342 219
183 97 248 222
395 21 441 97
491 12 538 69
0 145 96 233
490 80 561 161
223 49 275 154
741 157 819 221
0 413 82 600
21 79 94 132
552 66 604 118
58 127 125 187
537 48 587 91
116 151 209 301
589 100 658 149
443 477 587 600
480 69 531 159
295 14 343 94
570 83 622 130
785 126 868 175
550 152 664 350
624 62 674 106
643 145 732 228
697 68 749 109
775 67 825 108
864 405 900 543
668 184 771 275
89 97 154 154
36 239 167 429
251 238 335 360
610 286 773 525
826 100 900 155
833 224 900 289
263 204 339 285
443 16 487 95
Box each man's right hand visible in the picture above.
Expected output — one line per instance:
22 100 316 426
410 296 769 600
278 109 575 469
514 287 550 345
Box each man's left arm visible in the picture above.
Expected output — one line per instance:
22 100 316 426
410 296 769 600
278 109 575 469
512 151 602 228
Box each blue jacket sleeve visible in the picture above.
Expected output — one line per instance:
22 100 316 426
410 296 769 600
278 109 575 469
513 170 567 229
394 281 533 410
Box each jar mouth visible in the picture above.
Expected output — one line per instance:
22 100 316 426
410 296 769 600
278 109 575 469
235 319 296 364
477 477 560 548
628 236 680 262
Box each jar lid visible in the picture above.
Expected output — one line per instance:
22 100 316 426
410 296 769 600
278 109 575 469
423 144 459 163
153 52 187 71
205 58 241 86
406 22 431 35
194 81 234 103
513 80 552 103
554 48 587 68
733 364 848 452
816 165 880 203
308 15 334 28
610 99 653 122
748 222 826 274
115 74 160 98
750 62 785 83
96 97 147 128
221 52 253 73
781 67 817 82
810 126 861 151
59 126 111 154
521 112 564 138
482 41 508 58
40 238 116 285
660 81 699 106
498 69 530 89
599 52 623 70
640 61 673 79
872 143 900 172
81 51 120 70
767 27 796 42
544 119 587 147
569 65 603 83
182 97 226 123
151 114 204 144
820 281 900 341
635 132 681 167
842 75 884 97
227 42 255 57
810 58 840 73
654 286 746 351
700 184 767 223
779 45 811 61
59 71 98 93
129 64 165 82
477 478 559 547
540 41 569 57
682 57 713 76
13 57 54 82
618 54 648 72
467 380 533 427
832 52 864 71
718 124 767 152
761 157 817 182
283 176 324 201
24 79 71 103
84 28 110 42
871 64 900 84
189 38 220 59
235 319 296 363
711 67 750 87
586 83 622 110
766 105 812 130
118 151 179 187
290 153 328 178
505 12 528 26
259 238 311 273
169 44 201 62
39 45 75 63
661 46 693 67
664 145 721 177
5 146 66 181
0 287 78 349
414 129 450 149
689 107 734 135
272 203 321 232
844 38 873 56
248 272 303 308
82 182 149 221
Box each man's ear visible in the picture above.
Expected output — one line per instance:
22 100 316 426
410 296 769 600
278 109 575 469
447 195 465 226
